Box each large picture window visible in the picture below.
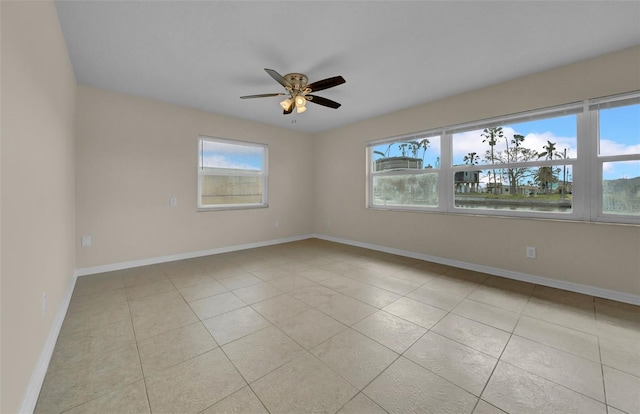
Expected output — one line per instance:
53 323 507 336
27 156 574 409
367 92 640 224
198 136 268 210
451 113 578 214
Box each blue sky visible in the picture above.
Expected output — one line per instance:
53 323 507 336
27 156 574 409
451 116 578 166
373 104 640 181
599 104 639 179
200 140 263 170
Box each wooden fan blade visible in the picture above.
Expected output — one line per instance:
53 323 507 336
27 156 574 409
306 76 345 93
264 68 291 89
307 95 341 109
240 93 285 99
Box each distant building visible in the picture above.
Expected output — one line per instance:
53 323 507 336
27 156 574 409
375 157 423 171
454 170 480 193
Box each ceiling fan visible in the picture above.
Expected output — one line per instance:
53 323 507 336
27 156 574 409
240 68 346 115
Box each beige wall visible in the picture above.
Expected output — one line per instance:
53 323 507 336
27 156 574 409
313 46 640 296
1 1 77 412
75 86 314 269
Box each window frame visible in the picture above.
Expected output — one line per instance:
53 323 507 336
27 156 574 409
197 135 269 211
366 92 640 225
447 104 582 220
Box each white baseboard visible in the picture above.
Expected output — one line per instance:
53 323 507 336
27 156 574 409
312 233 640 306
76 232 639 304
75 234 314 277
19 273 77 414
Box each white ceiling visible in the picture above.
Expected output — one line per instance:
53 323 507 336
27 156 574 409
54 1 640 133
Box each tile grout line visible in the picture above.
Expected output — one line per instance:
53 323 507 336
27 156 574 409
593 296 611 411
339 287 460 406
54 275 147 414
197 317 272 413
132 266 268 412
472 292 529 413
413 276 499 413
123 283 154 414
486 292 609 410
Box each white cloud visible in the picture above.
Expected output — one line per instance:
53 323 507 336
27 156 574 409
200 140 263 170
599 139 640 156
522 132 576 158
602 159 640 178
202 154 260 170
452 128 577 162
202 140 262 155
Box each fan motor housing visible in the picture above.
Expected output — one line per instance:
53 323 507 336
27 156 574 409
284 73 308 91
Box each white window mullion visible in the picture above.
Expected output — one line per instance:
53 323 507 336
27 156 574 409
440 132 453 212
366 147 372 207
574 105 595 221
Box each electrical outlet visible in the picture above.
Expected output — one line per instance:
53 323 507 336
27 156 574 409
526 246 537 259
170 197 177 207
275 220 280 228
81 236 92 247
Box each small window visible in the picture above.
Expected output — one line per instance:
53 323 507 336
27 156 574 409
602 161 640 216
198 136 268 210
369 134 441 208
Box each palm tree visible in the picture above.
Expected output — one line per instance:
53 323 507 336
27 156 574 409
419 138 430 161
481 127 504 193
463 152 479 165
536 166 559 193
555 148 570 198
506 134 526 193
406 139 430 160
538 141 558 193
511 134 525 162
538 140 557 160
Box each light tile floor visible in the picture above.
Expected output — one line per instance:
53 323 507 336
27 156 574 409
36 239 640 414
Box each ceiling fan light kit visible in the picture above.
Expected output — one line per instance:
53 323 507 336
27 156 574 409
280 98 293 110
240 68 345 115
